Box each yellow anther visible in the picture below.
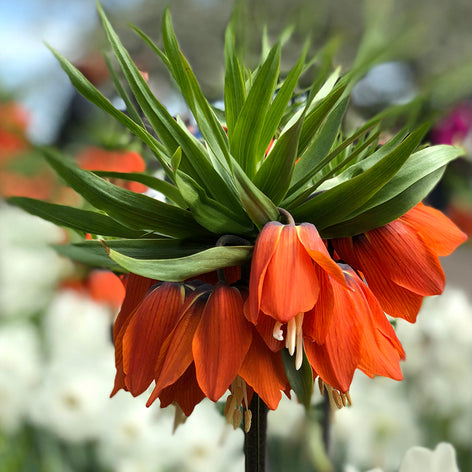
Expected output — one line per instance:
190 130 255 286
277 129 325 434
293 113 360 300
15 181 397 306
244 409 252 433
224 394 233 416
232 409 242 430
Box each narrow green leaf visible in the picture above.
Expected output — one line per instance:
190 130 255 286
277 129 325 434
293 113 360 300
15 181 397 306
253 114 303 204
107 245 253 281
232 159 279 229
54 238 210 269
290 96 350 193
230 42 281 177
103 51 143 126
175 170 254 234
257 44 307 159
321 168 445 238
171 146 182 173
322 144 464 235
283 124 380 210
47 45 174 180
8 197 149 238
92 170 186 207
298 79 346 155
42 147 207 238
224 20 246 138
315 128 410 191
97 4 238 209
130 24 171 69
281 349 313 410
291 125 428 228
161 9 231 170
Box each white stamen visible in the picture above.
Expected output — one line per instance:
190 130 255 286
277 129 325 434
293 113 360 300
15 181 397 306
295 332 304 370
273 321 284 341
286 317 296 355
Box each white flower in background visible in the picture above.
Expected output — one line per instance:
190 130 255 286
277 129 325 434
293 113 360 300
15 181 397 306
332 373 422 471
28 354 115 443
397 442 460 472
171 400 244 472
28 288 117 443
0 322 42 433
0 204 70 319
97 391 176 471
348 442 461 472
43 290 115 358
396 287 472 435
268 394 306 438
98 396 244 472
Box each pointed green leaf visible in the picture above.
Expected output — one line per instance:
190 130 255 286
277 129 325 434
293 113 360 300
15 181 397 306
103 51 143 126
320 144 464 237
42 147 207 238
54 238 210 269
232 159 279 229
8 197 149 238
161 9 231 169
92 170 186 207
253 114 303 204
290 96 350 193
298 79 346 155
47 45 174 180
291 125 428 228
130 24 171 69
175 170 254 234
281 349 313 410
230 42 281 177
224 20 246 137
257 45 307 159
107 245 253 281
321 168 445 238
97 4 238 209
283 124 380 209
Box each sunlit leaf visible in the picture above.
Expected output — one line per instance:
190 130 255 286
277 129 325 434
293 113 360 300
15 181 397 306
107 245 253 281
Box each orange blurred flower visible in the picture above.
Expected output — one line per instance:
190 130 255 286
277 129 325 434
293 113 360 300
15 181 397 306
332 203 467 322
76 146 147 193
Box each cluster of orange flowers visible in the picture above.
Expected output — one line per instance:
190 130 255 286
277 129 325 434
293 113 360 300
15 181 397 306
111 202 466 427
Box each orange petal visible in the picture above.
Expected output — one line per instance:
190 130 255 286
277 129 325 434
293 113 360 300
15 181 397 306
193 284 253 401
260 225 319 322
123 282 185 396
303 266 335 344
246 222 283 323
401 203 467 256
147 292 208 405
255 314 285 352
304 278 362 393
297 223 346 286
342 267 404 381
359 223 445 296
158 363 205 416
113 273 156 341
360 269 424 322
239 331 289 410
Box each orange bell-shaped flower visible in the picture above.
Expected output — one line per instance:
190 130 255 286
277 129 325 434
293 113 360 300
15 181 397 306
246 221 344 325
333 203 467 322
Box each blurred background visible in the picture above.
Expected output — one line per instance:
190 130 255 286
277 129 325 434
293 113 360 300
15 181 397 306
1 0 472 471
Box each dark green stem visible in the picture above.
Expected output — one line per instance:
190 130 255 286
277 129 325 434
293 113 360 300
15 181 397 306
244 394 268 472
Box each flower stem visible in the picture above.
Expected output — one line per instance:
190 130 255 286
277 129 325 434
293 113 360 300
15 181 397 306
277 207 295 226
244 393 268 472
